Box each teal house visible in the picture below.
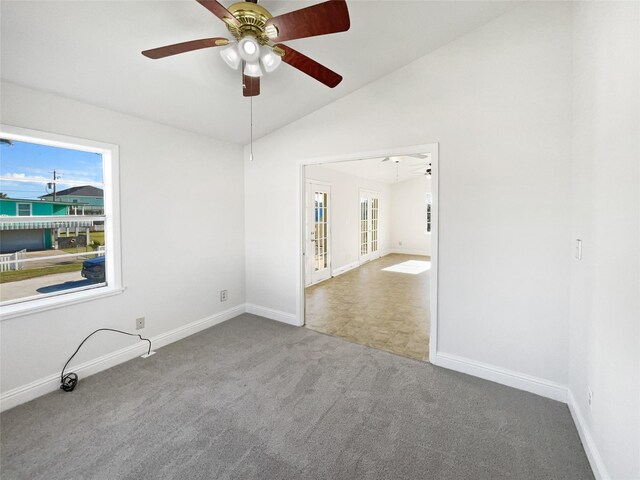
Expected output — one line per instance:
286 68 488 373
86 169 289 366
40 185 103 214
0 198 86 253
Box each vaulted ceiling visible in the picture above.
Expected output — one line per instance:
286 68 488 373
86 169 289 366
1 1 515 144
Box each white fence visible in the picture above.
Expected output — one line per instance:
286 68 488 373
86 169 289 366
0 249 27 273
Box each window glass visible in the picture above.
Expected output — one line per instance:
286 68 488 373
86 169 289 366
0 138 108 306
17 203 32 216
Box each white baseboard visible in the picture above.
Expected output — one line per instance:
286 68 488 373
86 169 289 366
567 390 609 480
434 352 568 402
389 248 431 257
331 261 359 277
245 303 300 326
0 304 245 412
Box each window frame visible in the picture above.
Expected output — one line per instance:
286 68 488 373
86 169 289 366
16 203 32 216
0 124 123 320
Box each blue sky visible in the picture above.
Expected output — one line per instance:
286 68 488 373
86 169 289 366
0 140 103 200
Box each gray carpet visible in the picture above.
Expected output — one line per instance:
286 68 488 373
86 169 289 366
1 314 593 480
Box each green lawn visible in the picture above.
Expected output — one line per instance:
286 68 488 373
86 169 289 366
0 263 83 284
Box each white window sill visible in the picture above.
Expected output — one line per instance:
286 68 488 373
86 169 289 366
0 285 126 321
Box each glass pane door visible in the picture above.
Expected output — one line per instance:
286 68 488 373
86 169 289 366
306 181 331 286
359 191 379 263
314 191 328 272
371 197 379 254
360 197 369 257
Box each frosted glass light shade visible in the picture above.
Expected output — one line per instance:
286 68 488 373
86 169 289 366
220 45 241 70
238 37 260 62
244 60 263 77
260 48 281 73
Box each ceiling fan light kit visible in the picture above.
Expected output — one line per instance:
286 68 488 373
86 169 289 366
219 36 282 77
142 0 351 96
220 44 241 69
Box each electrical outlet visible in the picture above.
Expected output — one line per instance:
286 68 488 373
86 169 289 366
136 317 145 330
220 290 228 302
399 240 403 246
588 389 593 409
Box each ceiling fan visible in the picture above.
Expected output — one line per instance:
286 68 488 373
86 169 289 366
381 154 432 179
141 0 350 97
381 154 430 163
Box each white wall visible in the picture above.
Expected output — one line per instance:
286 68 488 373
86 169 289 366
569 2 640 479
390 176 432 256
0 82 245 401
245 2 572 385
305 165 390 272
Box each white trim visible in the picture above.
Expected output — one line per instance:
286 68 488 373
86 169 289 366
331 260 359 277
246 303 299 326
388 248 431 257
428 147 439 363
433 352 568 402
567 390 610 480
1 286 125 320
0 304 245 412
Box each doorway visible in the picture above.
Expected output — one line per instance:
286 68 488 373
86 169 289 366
299 144 439 363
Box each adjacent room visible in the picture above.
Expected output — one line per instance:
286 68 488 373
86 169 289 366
304 155 434 361
1 1 638 479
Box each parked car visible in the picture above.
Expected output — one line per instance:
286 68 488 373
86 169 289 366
81 256 105 283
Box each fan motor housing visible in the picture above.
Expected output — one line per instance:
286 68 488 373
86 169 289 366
225 2 277 44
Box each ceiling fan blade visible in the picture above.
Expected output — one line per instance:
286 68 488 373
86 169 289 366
142 38 229 59
277 44 342 88
381 157 390 162
196 0 241 27
407 153 429 159
243 72 260 97
266 0 350 43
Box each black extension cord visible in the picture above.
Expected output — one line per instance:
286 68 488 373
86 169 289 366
60 328 152 392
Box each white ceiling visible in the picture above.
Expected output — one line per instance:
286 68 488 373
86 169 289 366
321 154 431 184
1 1 515 145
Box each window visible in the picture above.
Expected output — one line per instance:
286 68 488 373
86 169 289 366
0 125 121 318
16 203 32 216
426 193 432 234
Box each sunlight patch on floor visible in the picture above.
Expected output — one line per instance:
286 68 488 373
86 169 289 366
382 260 431 275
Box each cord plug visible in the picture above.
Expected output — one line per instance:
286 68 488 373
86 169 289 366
60 373 78 392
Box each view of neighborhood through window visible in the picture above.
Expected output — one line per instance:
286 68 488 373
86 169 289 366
0 138 107 305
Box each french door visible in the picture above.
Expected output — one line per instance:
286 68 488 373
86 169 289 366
305 182 331 286
359 190 380 264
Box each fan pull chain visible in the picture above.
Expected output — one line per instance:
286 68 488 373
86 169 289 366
250 92 253 162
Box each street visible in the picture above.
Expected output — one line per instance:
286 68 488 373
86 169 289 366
0 271 96 303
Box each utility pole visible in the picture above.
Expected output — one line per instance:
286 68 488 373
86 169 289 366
51 170 60 201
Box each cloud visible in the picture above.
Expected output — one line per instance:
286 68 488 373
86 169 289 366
0 173 102 187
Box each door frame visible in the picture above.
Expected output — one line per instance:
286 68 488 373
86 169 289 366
296 142 440 363
305 179 333 287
